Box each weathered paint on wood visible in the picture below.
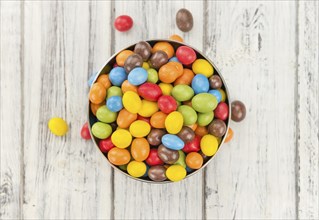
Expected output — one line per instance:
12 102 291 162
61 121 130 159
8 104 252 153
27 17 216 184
204 1 297 219
0 1 23 219
297 1 319 219
0 1 318 219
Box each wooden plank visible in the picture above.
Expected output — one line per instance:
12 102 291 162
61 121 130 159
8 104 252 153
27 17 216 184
204 2 297 219
22 1 113 219
0 1 23 219
112 1 204 219
297 1 319 219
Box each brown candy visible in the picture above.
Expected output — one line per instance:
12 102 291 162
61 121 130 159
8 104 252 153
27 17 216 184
199 151 209 162
124 53 143 73
208 119 226 137
157 144 179 164
209 75 222 89
110 122 118 132
147 129 166 146
176 8 193 32
177 126 195 143
231 100 246 122
149 51 168 69
148 165 167 182
134 41 152 61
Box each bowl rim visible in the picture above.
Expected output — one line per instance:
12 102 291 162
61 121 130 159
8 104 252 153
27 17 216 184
88 39 231 184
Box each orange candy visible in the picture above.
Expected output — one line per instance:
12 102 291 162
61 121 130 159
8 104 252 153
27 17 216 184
195 125 208 137
90 101 105 116
131 138 150 162
116 50 134 66
186 152 203 169
150 111 167 128
169 34 183 42
97 74 111 90
117 109 137 129
187 123 198 131
152 42 175 59
107 148 131 165
89 82 106 104
224 127 233 143
174 68 195 86
121 80 138 93
159 62 184 83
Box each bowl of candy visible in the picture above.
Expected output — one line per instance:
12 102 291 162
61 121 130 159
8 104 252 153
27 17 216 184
88 39 231 183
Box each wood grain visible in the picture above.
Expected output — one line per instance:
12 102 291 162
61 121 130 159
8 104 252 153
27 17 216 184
204 1 297 219
21 1 112 219
297 1 319 219
112 1 204 220
0 1 23 219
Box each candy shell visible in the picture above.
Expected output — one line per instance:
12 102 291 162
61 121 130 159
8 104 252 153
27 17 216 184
48 117 68 136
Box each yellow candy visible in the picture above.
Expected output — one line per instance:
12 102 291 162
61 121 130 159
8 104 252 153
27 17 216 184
129 120 151 137
123 91 142 114
111 129 132 148
165 111 183 134
138 100 158 117
200 134 218 156
218 89 226 102
142 62 150 70
166 165 186 182
192 59 214 77
158 83 173 95
48 117 68 136
127 161 147 177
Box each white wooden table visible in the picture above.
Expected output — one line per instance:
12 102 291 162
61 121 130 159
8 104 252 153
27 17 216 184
1 1 318 219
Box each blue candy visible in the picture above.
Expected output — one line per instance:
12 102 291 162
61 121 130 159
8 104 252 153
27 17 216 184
169 56 180 63
208 89 222 103
88 72 98 87
186 166 194 173
191 74 209 94
161 134 184 150
106 96 123 112
109 67 127 86
128 67 148 86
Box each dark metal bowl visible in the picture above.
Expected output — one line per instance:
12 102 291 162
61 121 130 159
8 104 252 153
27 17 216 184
88 39 231 183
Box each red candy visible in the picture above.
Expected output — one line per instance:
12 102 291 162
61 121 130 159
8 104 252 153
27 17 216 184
138 82 163 101
137 115 151 124
81 122 91 140
146 149 164 166
114 15 133 32
176 46 197 65
157 95 177 114
182 135 201 153
214 102 229 121
99 137 115 153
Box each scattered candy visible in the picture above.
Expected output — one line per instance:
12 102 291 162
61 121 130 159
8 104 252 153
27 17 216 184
80 122 91 140
88 40 233 182
114 15 133 32
176 8 193 32
48 117 68 136
169 34 183 42
231 100 246 122
224 127 234 143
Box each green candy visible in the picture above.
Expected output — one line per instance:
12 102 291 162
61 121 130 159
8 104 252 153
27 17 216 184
177 105 197 125
118 164 128 171
107 86 122 98
91 122 112 139
192 93 218 113
171 85 194 102
174 150 186 168
147 68 158 83
96 106 117 123
197 112 214 126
